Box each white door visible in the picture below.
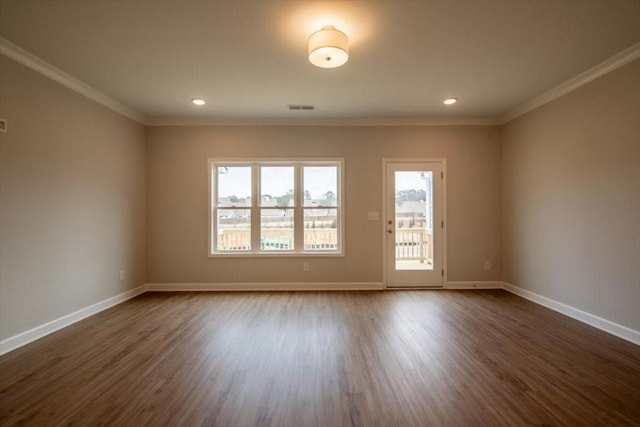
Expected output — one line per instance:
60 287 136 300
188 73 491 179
385 161 444 287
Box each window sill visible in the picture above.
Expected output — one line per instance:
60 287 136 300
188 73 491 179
208 251 345 258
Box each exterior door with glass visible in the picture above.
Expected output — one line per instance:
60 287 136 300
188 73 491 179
385 161 444 287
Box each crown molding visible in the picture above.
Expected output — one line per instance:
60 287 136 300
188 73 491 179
500 42 640 125
0 39 493 128
4 35 637 129
0 36 148 125
146 116 499 127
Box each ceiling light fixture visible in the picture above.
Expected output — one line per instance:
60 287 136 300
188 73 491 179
443 98 457 105
308 26 349 69
191 98 206 106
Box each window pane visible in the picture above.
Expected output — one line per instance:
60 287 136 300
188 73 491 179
261 209 294 251
261 166 295 207
217 209 251 251
304 208 338 250
217 166 251 207
395 171 432 270
304 166 337 207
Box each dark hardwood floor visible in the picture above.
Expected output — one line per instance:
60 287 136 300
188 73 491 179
1 290 639 426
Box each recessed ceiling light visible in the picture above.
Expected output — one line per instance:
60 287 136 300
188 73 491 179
443 98 457 105
191 98 206 106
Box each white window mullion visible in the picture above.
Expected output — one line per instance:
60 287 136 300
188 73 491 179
338 162 344 253
294 164 303 252
251 163 260 252
210 162 217 254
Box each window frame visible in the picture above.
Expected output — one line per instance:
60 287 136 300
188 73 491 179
209 158 344 257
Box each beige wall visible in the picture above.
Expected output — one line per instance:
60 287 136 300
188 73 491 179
3 47 637 342
0 57 147 340
147 125 501 284
501 59 640 330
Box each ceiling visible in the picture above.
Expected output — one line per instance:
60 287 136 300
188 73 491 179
1 0 639 122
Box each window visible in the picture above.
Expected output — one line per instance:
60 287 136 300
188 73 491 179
210 160 343 256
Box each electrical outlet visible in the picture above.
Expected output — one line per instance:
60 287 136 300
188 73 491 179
484 261 492 270
303 262 310 272
119 270 125 281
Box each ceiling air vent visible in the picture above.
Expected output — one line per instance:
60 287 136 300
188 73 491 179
288 105 315 111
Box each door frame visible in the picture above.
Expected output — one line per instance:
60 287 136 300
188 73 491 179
381 158 447 288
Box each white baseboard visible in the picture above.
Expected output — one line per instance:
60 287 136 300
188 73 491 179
145 282 386 292
503 282 640 345
0 285 146 356
5 281 635 356
148 282 505 292
446 281 503 290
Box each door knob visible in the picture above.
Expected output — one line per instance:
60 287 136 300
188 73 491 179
387 229 393 234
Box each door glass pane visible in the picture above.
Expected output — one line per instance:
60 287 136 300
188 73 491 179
304 208 338 250
303 166 338 207
217 166 251 207
217 209 251 251
261 209 294 251
261 166 295 207
395 171 433 270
